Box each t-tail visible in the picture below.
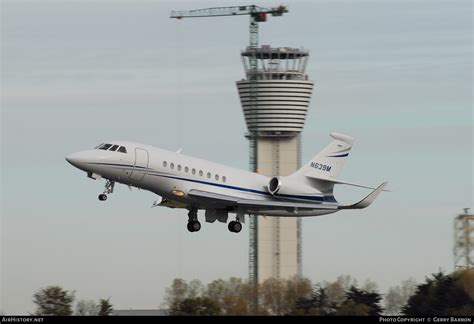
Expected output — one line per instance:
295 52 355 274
288 132 354 183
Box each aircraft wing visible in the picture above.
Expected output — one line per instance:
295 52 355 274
187 189 338 210
337 182 388 209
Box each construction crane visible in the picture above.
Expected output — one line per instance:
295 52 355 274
170 5 288 51
170 5 288 315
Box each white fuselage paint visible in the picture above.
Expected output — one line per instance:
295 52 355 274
66 141 338 217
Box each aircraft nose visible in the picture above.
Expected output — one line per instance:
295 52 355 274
65 152 87 168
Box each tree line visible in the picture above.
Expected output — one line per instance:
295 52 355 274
163 269 474 316
30 269 473 316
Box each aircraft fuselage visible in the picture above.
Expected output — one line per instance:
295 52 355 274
66 141 337 217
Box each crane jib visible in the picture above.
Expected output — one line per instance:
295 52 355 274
170 5 288 20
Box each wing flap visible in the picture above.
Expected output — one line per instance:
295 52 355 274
188 189 337 210
236 198 337 210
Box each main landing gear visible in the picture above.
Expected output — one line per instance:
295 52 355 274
187 208 201 232
98 180 115 201
228 219 242 233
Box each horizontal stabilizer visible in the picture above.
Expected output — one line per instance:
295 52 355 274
338 182 388 210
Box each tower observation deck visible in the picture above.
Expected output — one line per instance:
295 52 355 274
237 46 313 134
236 45 314 281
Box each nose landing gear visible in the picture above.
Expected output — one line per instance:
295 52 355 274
98 180 115 201
187 208 201 232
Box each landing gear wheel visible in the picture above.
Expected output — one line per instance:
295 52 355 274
187 222 194 232
187 220 201 232
187 208 200 232
98 194 108 201
233 222 242 233
228 221 242 233
228 221 235 232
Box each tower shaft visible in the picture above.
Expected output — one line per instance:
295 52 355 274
237 45 314 284
256 136 302 279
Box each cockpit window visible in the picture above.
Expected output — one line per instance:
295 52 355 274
96 143 127 153
94 143 105 149
99 144 113 150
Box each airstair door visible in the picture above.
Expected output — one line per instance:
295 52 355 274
130 148 149 182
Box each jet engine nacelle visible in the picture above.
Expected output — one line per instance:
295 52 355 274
268 176 321 197
268 177 282 195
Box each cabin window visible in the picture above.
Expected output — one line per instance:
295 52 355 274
192 168 196 175
185 166 189 173
199 170 203 176
109 145 119 152
207 172 211 179
163 161 167 168
99 144 112 150
118 146 127 153
177 165 182 171
170 163 175 169
222 176 227 183
215 174 219 181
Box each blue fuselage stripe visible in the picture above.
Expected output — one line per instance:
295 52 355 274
89 162 148 169
326 153 349 157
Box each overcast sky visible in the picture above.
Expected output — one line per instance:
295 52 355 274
1 0 472 315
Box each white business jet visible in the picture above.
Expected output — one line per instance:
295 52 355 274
66 133 387 233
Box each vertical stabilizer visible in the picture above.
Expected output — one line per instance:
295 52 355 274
288 132 354 181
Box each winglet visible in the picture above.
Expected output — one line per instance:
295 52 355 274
338 182 388 210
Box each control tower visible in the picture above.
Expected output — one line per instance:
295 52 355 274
236 45 314 281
